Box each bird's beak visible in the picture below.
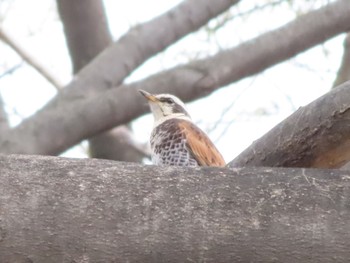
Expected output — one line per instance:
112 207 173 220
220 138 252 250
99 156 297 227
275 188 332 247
139 90 159 102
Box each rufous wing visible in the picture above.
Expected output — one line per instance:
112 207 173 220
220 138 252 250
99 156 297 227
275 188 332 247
178 120 226 167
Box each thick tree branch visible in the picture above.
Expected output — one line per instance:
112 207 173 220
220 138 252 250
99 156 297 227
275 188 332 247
229 80 350 168
0 0 239 154
58 0 240 97
0 154 350 262
1 0 350 155
89 126 151 161
0 26 63 90
57 0 147 162
56 0 112 74
333 33 350 169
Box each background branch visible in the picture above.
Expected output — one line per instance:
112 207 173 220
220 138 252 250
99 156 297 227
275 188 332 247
0 25 63 90
57 0 148 162
58 0 240 97
1 154 350 262
0 0 348 156
57 0 112 74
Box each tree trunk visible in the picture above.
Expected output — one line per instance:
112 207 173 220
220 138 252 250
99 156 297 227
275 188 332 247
0 154 350 262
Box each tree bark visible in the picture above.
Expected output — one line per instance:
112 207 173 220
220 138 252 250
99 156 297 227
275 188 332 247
60 0 240 96
333 33 350 88
57 0 147 162
57 0 112 73
0 154 350 262
0 0 239 155
229 80 350 168
89 125 150 161
333 33 350 169
1 0 350 156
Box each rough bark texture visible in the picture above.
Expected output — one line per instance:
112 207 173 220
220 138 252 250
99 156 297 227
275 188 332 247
0 0 349 156
0 154 350 262
229 80 350 168
57 0 146 162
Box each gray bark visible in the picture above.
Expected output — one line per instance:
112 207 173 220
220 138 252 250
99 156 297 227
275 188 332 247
61 0 240 96
0 154 350 262
57 0 112 73
57 0 147 162
0 0 240 155
333 33 350 169
89 126 151 161
0 0 349 156
229 80 350 168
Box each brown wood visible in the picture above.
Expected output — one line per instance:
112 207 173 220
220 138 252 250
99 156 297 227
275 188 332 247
0 154 350 262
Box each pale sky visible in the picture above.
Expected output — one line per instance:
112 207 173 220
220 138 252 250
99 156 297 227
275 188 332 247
0 0 343 162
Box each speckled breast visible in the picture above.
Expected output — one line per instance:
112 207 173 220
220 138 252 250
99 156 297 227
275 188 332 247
150 119 199 167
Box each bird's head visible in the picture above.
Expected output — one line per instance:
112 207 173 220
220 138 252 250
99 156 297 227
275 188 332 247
139 90 191 125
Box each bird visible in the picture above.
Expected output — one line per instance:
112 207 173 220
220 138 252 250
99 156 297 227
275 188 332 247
139 90 226 167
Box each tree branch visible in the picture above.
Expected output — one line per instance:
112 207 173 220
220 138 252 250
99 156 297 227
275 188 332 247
1 0 350 155
0 154 350 262
58 0 240 97
56 0 112 74
0 25 63 90
229 80 350 168
57 0 148 162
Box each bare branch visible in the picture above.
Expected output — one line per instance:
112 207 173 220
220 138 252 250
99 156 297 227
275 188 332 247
60 0 240 97
56 0 112 73
57 0 151 162
0 25 64 90
0 0 349 155
0 63 22 79
1 154 350 262
89 126 151 161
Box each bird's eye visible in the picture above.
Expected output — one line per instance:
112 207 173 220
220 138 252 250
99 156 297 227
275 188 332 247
166 98 175 104
160 98 175 104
